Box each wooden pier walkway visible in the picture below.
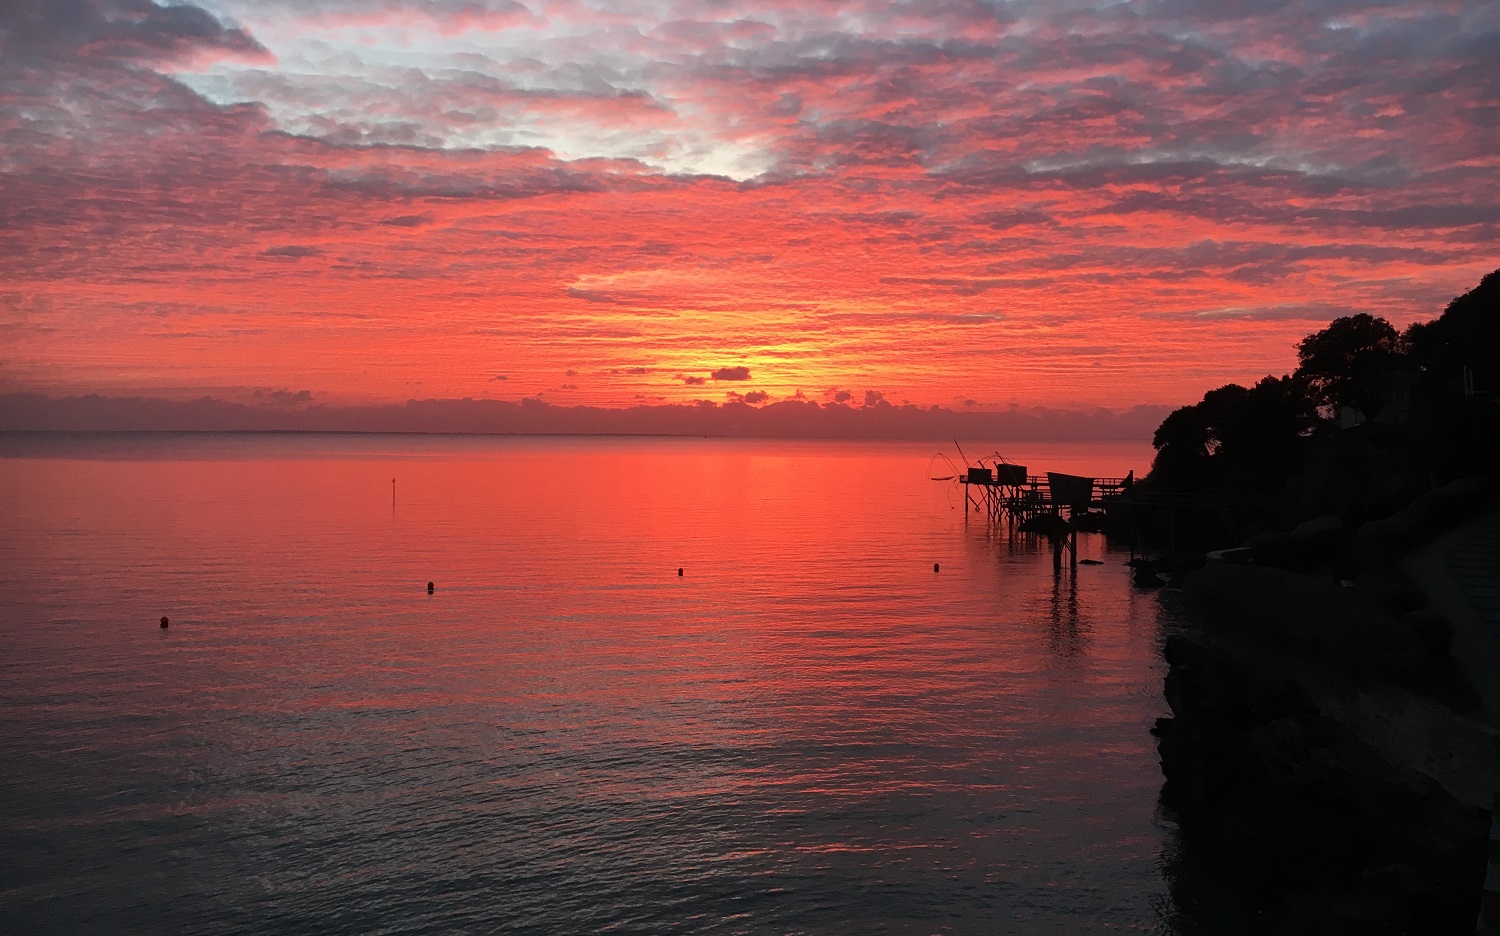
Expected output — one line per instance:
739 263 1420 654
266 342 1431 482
958 462 1272 567
959 466 1132 524
958 465 1131 566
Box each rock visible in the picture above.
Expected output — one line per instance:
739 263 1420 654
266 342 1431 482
1352 518 1398 567
1244 530 1311 570
1134 565 1166 587
1293 514 1346 552
1414 485 1465 527
1354 567 1428 616
1444 475 1490 505
1416 476 1493 530
1353 503 1433 568
1206 546 1256 564
1162 632 1207 667
1241 517 1347 571
1368 581 1428 616
1183 563 1432 686
1402 609 1454 659
1355 565 1417 589
1155 636 1488 933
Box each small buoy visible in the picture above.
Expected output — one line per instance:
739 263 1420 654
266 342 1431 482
934 563 940 573
160 616 169 629
677 567 683 577
427 581 435 593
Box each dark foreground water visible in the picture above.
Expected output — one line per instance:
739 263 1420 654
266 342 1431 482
1 434 1220 934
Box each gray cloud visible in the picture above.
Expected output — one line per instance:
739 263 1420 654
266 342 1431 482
380 214 433 227
0 0 267 70
259 244 322 258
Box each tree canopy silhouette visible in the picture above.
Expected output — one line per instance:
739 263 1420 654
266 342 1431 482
1404 268 1500 396
1294 313 1402 421
1146 267 1499 505
1148 375 1316 494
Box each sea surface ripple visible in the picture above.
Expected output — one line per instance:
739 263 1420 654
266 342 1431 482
0 434 1200 934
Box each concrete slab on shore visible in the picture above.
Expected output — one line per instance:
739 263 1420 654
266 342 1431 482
1404 504 1500 720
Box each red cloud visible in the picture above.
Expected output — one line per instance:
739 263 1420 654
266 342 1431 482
1 0 1495 413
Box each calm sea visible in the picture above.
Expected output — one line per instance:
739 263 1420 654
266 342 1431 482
0 434 1225 934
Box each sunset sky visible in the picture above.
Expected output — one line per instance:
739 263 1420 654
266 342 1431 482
2 0 1496 415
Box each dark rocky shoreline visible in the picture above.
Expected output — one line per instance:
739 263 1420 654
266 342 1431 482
1152 557 1498 934
1155 629 1486 933
1134 267 1500 932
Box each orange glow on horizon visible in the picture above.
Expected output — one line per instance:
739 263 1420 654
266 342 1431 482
1 0 1494 416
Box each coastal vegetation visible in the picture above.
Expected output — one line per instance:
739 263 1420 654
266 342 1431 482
1145 267 1500 521
1146 268 1500 933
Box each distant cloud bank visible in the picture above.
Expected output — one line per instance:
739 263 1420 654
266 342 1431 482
0 393 1170 441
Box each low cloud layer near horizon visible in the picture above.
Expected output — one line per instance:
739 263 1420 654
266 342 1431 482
0 392 1170 441
1 0 1496 413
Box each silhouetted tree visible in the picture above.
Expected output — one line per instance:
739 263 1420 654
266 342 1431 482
1294 313 1403 421
1405 268 1500 395
1148 375 1316 494
1402 268 1500 479
1146 268 1500 505
1149 390 1229 492
1222 375 1319 472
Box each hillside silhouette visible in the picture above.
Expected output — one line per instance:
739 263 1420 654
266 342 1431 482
1144 267 1500 530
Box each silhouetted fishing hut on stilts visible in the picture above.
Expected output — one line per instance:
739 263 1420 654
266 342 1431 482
960 464 1134 568
954 456 1271 571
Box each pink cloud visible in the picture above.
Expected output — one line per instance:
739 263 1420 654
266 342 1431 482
0 0 1495 413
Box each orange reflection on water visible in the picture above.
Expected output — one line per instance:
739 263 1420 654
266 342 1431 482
0 434 1181 933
